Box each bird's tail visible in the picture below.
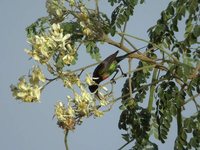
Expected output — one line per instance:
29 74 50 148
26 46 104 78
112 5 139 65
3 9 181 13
116 46 147 62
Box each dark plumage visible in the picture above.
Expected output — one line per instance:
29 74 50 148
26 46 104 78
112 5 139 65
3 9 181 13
89 47 145 93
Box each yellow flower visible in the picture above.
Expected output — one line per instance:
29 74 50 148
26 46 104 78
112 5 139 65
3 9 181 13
80 6 88 17
54 102 67 121
77 101 88 116
16 91 27 98
18 77 29 91
25 49 40 62
81 89 92 102
56 9 63 17
66 95 73 102
51 23 61 35
93 109 104 117
74 92 82 102
57 117 76 131
54 101 76 130
85 73 96 86
80 21 86 28
100 100 108 106
66 105 75 117
51 23 71 50
64 79 73 89
31 86 41 101
11 77 41 103
83 28 92 36
69 0 75 6
62 72 80 88
29 66 46 84
62 54 74 65
26 35 55 64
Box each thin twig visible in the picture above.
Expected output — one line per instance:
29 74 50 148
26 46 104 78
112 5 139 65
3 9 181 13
102 34 168 71
95 0 99 17
183 93 200 106
41 77 58 91
120 22 127 46
128 58 132 98
117 32 179 63
72 62 99 73
118 139 134 150
64 130 69 150
101 64 157 87
147 68 158 112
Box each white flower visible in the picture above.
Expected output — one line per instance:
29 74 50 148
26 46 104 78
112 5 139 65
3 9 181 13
85 73 95 86
81 89 92 102
62 54 74 65
74 92 82 103
66 105 75 117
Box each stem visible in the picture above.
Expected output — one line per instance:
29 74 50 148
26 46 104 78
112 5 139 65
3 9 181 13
101 64 156 87
102 34 157 64
183 93 200 106
41 77 58 91
128 59 132 98
107 77 170 104
120 36 137 50
177 106 182 136
120 22 127 46
72 62 99 73
118 139 134 150
147 68 158 112
95 0 99 15
64 130 69 150
103 35 168 71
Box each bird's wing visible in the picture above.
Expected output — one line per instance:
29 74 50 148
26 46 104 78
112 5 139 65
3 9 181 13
93 51 118 77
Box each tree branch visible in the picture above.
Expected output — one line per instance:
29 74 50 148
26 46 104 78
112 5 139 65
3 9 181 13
102 34 168 71
147 68 158 112
128 58 132 98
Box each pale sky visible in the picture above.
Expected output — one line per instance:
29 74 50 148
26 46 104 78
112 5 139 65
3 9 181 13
0 0 184 149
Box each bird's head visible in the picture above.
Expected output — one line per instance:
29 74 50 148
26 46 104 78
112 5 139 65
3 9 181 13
89 84 98 93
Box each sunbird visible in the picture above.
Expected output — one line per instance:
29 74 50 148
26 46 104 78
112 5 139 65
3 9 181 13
89 46 146 93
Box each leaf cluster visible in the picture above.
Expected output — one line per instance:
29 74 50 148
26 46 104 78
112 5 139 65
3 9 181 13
108 0 145 36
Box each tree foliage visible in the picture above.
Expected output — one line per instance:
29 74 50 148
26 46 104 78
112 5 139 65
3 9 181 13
11 0 200 149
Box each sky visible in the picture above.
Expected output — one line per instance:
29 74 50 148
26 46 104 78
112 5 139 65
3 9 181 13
0 0 185 150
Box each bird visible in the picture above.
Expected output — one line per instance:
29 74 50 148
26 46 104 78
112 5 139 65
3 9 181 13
89 46 146 94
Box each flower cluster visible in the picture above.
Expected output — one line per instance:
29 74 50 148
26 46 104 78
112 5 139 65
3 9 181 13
25 23 76 65
10 66 46 102
46 0 66 18
77 5 94 37
54 73 110 131
54 102 76 130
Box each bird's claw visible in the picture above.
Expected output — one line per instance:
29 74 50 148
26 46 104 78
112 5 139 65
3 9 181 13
122 73 127 77
110 78 116 84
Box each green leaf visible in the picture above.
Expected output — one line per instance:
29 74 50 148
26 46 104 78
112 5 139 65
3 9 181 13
85 41 101 61
168 5 174 15
110 26 116 36
122 134 130 142
190 137 197 147
172 24 179 32
140 0 145 4
193 25 200 37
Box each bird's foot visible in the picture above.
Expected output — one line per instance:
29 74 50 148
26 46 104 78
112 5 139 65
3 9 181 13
110 78 116 84
122 73 127 77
